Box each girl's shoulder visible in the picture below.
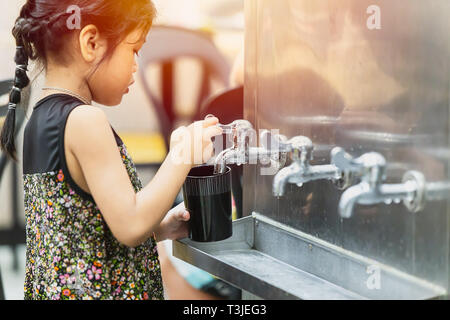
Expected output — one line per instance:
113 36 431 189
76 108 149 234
23 94 122 175
64 104 122 152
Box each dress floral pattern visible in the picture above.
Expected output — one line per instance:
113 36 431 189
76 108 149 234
23 143 164 300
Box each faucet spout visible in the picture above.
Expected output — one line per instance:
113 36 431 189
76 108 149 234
273 163 342 197
299 164 342 184
272 162 301 197
338 182 372 218
213 148 240 174
338 179 420 218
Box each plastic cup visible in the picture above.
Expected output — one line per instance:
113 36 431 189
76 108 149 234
182 165 232 242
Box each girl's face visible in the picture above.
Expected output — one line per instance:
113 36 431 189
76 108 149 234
88 28 147 106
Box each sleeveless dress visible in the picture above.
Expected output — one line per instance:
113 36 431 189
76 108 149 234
22 94 164 300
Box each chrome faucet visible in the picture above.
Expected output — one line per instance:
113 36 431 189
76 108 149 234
332 148 394 218
212 122 285 174
331 148 450 218
272 138 350 197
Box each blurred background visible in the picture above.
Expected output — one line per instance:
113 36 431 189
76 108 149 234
0 0 244 299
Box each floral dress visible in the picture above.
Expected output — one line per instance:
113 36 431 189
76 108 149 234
22 94 164 300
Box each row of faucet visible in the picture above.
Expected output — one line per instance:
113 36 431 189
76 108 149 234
211 120 450 218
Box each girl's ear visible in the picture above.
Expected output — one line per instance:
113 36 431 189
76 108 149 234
79 24 106 63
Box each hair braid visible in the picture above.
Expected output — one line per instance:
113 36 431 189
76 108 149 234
0 18 32 161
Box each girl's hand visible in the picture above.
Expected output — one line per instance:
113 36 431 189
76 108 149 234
154 202 190 242
169 116 223 167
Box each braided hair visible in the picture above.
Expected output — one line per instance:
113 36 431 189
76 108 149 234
0 17 32 161
0 0 156 162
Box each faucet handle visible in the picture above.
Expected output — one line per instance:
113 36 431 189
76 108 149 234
259 131 313 164
287 136 314 163
332 147 387 186
260 130 313 153
331 147 386 171
231 119 253 130
260 130 290 152
205 115 253 134
330 147 360 190
331 147 359 171
288 136 313 152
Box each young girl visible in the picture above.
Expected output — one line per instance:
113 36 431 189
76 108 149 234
0 0 222 300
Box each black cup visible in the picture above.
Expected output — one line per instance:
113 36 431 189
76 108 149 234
182 165 232 242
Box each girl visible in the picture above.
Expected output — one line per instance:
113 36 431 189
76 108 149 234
0 0 222 300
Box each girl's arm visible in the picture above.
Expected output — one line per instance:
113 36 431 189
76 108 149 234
65 105 220 247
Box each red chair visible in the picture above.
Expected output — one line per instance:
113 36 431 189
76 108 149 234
138 25 231 149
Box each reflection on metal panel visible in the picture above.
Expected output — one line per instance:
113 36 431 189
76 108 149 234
243 0 450 298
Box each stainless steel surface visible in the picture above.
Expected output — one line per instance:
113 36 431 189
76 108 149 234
174 214 446 299
242 0 450 298
175 0 450 299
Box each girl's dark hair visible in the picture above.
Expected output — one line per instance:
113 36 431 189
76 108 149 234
0 0 156 161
